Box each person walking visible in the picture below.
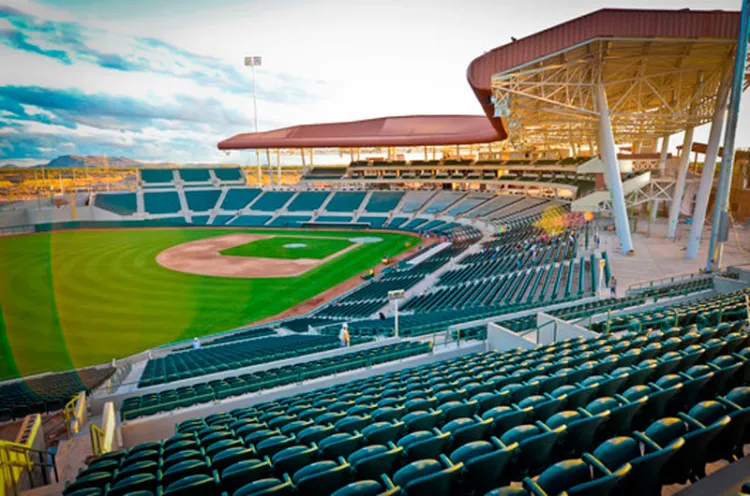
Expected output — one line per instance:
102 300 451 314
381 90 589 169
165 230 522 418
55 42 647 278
609 276 617 297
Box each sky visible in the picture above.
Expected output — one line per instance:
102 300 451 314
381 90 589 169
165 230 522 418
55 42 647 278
0 0 748 166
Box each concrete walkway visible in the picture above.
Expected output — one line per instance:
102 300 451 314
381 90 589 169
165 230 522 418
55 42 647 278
600 218 749 294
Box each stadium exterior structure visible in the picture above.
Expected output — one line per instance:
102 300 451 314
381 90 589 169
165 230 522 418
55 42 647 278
219 7 747 259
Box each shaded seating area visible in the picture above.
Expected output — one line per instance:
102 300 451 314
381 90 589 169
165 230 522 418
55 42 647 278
95 192 138 215
221 189 262 211
143 191 181 215
185 190 221 212
0 367 114 421
121 342 429 421
139 335 340 388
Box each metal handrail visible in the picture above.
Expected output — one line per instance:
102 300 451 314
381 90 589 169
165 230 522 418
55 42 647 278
0 443 59 495
627 271 712 293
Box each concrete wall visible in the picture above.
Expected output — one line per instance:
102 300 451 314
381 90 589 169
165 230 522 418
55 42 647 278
713 276 750 294
120 343 483 447
535 313 598 345
0 209 29 228
487 322 535 351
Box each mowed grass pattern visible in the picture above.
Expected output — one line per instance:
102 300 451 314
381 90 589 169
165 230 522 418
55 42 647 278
220 236 353 260
0 228 418 380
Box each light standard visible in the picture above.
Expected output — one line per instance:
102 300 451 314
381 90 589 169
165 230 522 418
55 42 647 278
244 56 262 186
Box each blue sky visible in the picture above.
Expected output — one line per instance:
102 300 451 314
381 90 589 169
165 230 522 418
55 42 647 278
1 0 747 165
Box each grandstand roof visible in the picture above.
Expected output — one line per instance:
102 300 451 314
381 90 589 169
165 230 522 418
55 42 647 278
218 115 503 150
480 8 745 145
219 8 744 151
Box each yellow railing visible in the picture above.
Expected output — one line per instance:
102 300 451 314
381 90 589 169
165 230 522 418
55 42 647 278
63 392 86 437
90 402 116 457
0 441 33 493
0 414 55 494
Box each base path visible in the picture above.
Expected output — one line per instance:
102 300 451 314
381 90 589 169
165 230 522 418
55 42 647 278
156 233 358 278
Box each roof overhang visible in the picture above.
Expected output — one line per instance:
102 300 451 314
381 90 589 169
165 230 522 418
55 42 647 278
491 36 743 146
218 115 503 150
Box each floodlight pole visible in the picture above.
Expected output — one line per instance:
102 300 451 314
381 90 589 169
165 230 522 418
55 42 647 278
707 0 750 271
245 56 262 186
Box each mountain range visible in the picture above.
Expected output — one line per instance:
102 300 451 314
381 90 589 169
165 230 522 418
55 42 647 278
1 155 242 169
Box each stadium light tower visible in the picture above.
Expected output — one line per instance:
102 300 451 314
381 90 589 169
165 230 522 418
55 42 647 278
244 56 262 186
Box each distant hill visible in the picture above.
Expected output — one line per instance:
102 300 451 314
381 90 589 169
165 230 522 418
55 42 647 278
42 155 143 169
13 155 244 169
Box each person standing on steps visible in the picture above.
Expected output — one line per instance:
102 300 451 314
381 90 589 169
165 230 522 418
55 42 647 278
339 322 350 348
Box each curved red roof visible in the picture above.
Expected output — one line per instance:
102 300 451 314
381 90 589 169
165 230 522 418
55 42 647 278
218 115 503 150
467 8 741 125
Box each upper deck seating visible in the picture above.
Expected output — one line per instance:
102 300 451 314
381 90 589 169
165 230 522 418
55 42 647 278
179 169 212 183
213 168 244 182
424 192 464 214
287 192 329 212
400 191 436 213
251 192 295 211
143 191 181 214
325 192 367 212
364 192 404 213
95 192 138 215
221 189 262 211
140 169 175 184
185 190 221 212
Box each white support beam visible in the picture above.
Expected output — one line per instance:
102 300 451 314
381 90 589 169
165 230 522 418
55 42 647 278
667 126 694 238
596 82 634 254
658 135 670 174
686 71 731 259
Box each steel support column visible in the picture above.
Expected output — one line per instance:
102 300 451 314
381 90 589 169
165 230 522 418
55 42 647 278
708 0 750 271
658 135 670 175
686 71 731 259
667 126 694 238
596 83 634 254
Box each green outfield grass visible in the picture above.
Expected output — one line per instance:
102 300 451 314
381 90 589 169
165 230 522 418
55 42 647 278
0 228 418 380
220 236 353 260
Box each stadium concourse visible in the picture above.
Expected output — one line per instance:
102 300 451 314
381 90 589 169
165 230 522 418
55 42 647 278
1 7 750 496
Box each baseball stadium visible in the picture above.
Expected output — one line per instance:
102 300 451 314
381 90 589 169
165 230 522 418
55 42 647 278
1 6 750 496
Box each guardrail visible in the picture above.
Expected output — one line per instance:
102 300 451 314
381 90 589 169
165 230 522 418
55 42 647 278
91 402 117 457
627 271 713 294
63 392 87 437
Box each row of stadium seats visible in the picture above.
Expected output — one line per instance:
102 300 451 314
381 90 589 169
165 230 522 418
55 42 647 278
590 288 750 333
121 342 430 421
95 186 569 234
140 168 243 185
501 296 648 333
633 277 714 299
65 314 750 496
438 239 576 287
0 367 115 421
139 335 339 388
402 254 603 314
174 328 277 351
